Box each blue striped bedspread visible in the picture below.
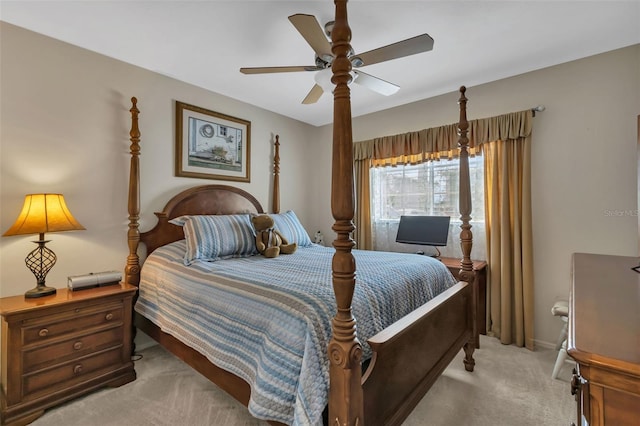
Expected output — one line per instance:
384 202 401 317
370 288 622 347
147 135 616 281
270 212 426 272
135 241 456 425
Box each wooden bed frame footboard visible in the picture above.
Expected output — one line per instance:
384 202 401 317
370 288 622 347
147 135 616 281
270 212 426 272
363 282 475 425
133 280 474 426
133 281 475 426
124 2 476 424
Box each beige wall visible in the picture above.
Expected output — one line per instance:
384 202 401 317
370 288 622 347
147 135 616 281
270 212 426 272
2 22 639 347
310 44 640 347
0 22 316 298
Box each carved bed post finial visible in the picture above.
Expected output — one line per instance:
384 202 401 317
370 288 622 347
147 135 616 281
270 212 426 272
457 86 477 368
125 97 141 286
328 1 364 425
273 135 280 214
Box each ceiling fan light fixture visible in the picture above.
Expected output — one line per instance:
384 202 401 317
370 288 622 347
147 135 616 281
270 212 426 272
318 54 334 65
314 68 334 92
350 56 364 67
314 68 359 93
324 21 334 37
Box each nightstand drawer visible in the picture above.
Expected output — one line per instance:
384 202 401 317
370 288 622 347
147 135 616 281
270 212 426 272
23 346 124 399
22 301 124 345
24 327 124 371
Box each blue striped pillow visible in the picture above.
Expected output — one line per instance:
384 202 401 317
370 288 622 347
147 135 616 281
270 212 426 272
271 210 313 247
169 214 257 265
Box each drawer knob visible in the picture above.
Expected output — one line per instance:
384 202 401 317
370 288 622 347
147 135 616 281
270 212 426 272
73 341 83 350
105 313 114 321
38 328 49 337
73 364 83 374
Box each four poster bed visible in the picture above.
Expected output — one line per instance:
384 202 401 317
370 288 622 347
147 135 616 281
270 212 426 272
123 2 477 425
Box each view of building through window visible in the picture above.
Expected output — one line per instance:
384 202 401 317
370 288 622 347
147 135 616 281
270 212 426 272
371 156 485 223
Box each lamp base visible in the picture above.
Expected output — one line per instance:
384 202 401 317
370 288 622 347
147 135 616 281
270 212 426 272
25 284 57 298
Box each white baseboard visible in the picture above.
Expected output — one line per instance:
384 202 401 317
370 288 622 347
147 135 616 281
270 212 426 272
533 339 557 350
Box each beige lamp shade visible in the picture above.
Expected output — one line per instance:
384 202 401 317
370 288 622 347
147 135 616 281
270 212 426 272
3 194 85 237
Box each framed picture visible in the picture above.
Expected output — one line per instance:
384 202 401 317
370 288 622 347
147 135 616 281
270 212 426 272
175 101 251 182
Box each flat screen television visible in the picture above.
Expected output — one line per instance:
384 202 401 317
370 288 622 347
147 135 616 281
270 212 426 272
396 215 451 247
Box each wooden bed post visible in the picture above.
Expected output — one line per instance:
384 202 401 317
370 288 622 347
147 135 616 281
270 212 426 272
457 87 477 368
457 87 473 280
328 0 364 425
272 135 280 214
125 97 141 286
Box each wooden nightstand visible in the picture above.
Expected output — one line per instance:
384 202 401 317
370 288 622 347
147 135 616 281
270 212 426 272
439 257 487 336
0 284 137 425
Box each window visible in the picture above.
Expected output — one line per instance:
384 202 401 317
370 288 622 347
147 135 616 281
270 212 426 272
370 156 485 259
371 156 484 220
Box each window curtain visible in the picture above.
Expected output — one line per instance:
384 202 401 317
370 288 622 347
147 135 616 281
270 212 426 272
354 158 373 249
481 111 534 349
353 109 534 349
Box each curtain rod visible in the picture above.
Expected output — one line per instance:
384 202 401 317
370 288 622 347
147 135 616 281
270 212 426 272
531 105 545 117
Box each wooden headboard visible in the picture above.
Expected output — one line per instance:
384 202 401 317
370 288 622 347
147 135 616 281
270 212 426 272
140 185 264 255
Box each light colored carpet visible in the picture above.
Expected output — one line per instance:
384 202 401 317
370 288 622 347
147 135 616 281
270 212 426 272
32 335 576 425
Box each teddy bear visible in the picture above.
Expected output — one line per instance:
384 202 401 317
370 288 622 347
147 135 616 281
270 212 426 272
251 214 297 258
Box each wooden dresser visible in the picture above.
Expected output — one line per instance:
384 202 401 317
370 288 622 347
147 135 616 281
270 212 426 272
568 253 640 426
0 284 137 425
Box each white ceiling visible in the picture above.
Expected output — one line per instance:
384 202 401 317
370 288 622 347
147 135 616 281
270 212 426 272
2 1 639 127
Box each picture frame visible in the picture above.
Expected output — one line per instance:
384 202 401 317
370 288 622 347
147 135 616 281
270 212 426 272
175 101 251 182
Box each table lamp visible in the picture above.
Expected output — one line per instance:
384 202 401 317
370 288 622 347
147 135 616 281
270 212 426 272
3 194 85 298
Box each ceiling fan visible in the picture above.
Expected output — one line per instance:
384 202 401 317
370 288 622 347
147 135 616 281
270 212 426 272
240 14 434 104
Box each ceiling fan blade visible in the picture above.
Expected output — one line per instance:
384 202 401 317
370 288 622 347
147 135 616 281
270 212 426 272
354 34 434 67
240 66 320 74
353 71 400 96
288 14 333 59
302 84 324 104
